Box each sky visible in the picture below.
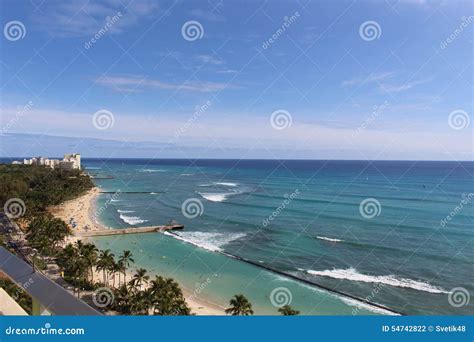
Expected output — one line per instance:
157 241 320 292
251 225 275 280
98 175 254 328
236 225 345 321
0 0 472 160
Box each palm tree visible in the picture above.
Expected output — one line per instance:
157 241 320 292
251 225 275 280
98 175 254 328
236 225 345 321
114 283 133 314
118 250 134 284
81 243 98 283
278 305 300 315
110 261 121 288
96 249 113 284
104 252 116 286
225 294 254 316
148 276 190 315
130 268 149 290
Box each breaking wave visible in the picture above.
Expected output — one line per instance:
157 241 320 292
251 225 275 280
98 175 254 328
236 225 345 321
303 267 448 294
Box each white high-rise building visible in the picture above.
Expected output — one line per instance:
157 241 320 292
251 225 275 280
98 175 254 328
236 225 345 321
14 153 81 170
63 153 81 170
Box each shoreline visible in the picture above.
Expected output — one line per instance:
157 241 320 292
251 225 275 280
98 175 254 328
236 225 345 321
49 187 226 315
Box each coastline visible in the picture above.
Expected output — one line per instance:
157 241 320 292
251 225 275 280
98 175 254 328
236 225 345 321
49 187 226 315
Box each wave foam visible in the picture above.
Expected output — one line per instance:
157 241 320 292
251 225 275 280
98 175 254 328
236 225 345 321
139 169 166 173
197 192 232 202
304 267 448 294
164 231 246 252
198 182 238 187
316 236 342 243
117 209 135 213
340 297 397 315
214 182 238 187
119 214 148 225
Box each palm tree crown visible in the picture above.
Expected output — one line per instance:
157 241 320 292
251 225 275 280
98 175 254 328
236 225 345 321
225 294 254 316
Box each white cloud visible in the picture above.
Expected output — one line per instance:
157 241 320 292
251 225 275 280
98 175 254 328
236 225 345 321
379 77 434 93
1 106 471 160
33 0 159 38
341 72 395 87
96 75 238 93
195 54 224 65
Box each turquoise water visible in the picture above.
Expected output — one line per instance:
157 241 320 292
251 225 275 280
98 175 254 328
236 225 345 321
86 159 473 315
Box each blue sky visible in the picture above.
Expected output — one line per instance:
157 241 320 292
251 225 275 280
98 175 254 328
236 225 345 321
0 0 472 160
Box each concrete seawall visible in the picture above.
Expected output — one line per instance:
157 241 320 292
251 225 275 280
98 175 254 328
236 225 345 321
76 224 184 237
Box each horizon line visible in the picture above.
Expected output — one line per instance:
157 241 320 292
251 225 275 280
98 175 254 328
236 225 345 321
1 157 473 163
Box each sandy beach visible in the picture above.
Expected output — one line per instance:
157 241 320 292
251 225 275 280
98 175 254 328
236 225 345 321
49 187 225 315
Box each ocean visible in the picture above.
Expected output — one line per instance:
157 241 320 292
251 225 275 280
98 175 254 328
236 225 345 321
20 158 474 315
87 159 473 315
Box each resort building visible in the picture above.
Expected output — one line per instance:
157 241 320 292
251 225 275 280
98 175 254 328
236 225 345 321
13 153 81 170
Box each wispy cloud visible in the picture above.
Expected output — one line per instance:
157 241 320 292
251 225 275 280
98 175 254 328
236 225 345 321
341 72 395 87
1 107 471 160
195 54 224 65
379 77 434 93
33 0 159 38
96 75 237 93
189 8 226 22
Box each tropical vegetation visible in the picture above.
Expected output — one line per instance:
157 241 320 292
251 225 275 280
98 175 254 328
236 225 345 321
225 294 254 316
278 305 300 315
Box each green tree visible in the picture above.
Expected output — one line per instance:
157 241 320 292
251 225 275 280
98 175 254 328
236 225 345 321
225 294 254 316
96 249 114 285
130 268 149 290
118 250 134 284
278 305 300 315
148 276 191 315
